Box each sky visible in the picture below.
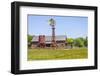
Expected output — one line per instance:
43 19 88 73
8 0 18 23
28 15 88 38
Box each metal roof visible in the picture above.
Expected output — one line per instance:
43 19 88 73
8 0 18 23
31 35 66 42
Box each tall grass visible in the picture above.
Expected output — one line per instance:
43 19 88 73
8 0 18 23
28 48 88 60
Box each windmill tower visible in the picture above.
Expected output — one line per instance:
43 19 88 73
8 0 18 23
49 18 57 48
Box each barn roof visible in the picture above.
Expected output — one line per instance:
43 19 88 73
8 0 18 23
31 35 66 42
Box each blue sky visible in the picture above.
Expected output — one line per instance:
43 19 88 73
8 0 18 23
28 15 88 38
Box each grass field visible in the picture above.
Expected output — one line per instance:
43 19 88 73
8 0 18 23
28 48 88 60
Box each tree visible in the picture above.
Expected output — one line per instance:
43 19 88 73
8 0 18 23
84 37 88 47
67 38 74 48
74 38 84 47
28 35 33 43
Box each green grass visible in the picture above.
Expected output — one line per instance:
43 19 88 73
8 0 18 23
28 48 88 60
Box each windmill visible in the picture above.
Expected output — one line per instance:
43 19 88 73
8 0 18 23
49 18 57 48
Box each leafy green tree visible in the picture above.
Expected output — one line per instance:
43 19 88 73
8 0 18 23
67 38 74 48
28 35 33 43
84 37 88 47
74 38 84 47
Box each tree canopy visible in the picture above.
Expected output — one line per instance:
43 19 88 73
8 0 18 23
67 38 74 44
74 38 84 47
28 35 33 43
66 38 74 48
66 37 88 48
